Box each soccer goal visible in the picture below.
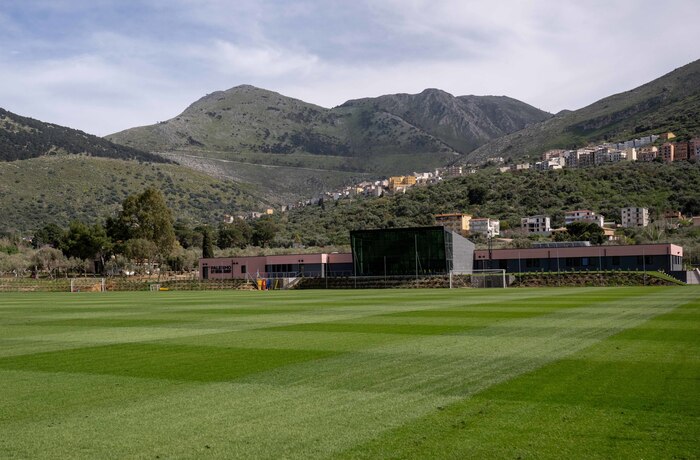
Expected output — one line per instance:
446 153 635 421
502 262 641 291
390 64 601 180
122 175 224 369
450 269 508 288
70 278 106 292
470 269 508 288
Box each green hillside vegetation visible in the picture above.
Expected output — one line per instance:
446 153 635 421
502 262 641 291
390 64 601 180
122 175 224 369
466 59 700 163
106 86 550 197
0 108 166 163
163 151 373 204
0 155 263 232
341 90 551 154
275 162 700 248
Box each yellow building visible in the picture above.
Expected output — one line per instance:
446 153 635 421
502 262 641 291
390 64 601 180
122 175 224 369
388 176 417 190
434 213 472 236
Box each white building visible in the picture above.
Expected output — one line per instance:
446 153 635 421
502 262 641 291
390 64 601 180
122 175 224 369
470 218 500 237
564 210 604 227
521 215 551 234
621 207 649 228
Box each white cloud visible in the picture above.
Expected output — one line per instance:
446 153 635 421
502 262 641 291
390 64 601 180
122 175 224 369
186 40 321 78
0 0 698 135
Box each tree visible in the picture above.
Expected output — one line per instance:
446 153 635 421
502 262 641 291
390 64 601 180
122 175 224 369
114 188 175 260
32 223 64 249
217 220 252 249
252 217 278 247
174 221 203 249
201 228 215 258
32 246 67 278
559 222 605 245
124 238 158 274
60 221 112 271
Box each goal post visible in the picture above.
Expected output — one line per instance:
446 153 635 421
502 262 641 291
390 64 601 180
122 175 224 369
450 269 508 288
470 269 507 288
70 278 106 292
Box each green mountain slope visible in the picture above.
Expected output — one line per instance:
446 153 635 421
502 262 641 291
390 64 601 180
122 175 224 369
0 155 264 232
277 162 700 247
465 59 700 163
341 89 550 154
0 108 167 163
106 86 550 178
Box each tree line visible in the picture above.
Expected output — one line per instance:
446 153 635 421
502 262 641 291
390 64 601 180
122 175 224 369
0 188 284 278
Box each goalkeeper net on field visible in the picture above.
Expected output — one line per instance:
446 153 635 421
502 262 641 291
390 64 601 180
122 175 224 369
70 278 106 292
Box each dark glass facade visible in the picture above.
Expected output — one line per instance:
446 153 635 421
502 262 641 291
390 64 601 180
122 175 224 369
350 227 474 276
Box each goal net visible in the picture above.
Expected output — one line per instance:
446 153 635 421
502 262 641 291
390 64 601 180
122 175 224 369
450 270 508 288
470 269 507 288
70 278 106 292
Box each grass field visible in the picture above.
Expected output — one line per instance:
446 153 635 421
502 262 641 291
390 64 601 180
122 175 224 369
0 287 698 459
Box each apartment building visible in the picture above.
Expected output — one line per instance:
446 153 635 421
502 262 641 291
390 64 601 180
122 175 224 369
564 210 604 227
660 143 675 162
621 207 649 228
542 149 566 160
521 215 551 234
690 138 700 160
434 213 472 236
637 146 658 162
469 218 500 237
673 142 689 161
388 176 417 191
443 166 463 177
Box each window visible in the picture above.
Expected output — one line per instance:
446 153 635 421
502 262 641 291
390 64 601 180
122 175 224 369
210 265 232 274
241 265 246 274
525 258 540 268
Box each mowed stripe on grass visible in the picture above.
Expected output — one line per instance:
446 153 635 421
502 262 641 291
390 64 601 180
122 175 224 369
0 287 697 459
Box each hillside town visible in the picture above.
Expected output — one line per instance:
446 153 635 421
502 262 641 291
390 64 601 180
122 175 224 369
232 132 699 230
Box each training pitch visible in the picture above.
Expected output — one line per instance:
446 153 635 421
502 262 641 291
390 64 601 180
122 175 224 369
0 287 698 458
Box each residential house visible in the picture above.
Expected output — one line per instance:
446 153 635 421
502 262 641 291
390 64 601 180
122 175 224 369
673 142 689 161
469 218 500 237
542 149 566 160
690 138 700 160
564 210 604 227
660 143 675 162
435 213 472 237
637 146 658 162
388 176 417 191
443 166 463 177
521 215 551 234
621 207 649 228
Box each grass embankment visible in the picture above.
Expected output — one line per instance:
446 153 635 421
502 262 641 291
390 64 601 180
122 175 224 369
0 287 697 458
513 270 685 287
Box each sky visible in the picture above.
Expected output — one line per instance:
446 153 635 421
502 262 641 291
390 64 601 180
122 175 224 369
1 0 699 136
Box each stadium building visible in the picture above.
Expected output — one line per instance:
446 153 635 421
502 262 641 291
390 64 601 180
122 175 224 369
199 228 683 281
200 252 353 280
474 242 683 273
350 226 475 276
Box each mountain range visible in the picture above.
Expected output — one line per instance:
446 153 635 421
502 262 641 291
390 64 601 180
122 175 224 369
105 87 550 201
107 86 550 165
1 58 699 232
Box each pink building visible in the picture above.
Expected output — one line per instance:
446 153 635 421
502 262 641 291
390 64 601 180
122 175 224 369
199 253 353 280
